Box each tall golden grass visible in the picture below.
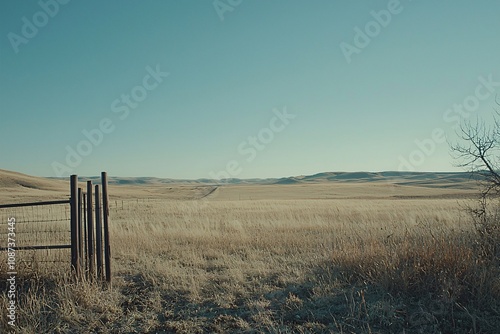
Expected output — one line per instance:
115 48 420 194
1 195 500 333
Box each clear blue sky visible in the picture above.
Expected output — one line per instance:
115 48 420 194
1 0 499 179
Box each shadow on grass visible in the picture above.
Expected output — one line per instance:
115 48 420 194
2 257 500 333
116 260 500 334
112 261 500 333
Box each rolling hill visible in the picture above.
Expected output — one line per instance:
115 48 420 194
0 169 67 191
0 169 483 203
0 169 481 188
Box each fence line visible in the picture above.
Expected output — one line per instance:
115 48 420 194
2 245 71 251
0 201 71 253
1 172 111 284
0 200 70 209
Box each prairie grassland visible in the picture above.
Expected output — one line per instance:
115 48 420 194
1 183 500 333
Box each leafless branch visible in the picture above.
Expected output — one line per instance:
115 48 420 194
451 115 500 194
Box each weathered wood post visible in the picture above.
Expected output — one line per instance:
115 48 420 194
87 181 95 278
70 175 79 277
78 187 84 277
102 172 112 284
95 184 103 280
83 193 87 272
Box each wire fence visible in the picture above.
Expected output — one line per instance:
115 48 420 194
0 202 71 274
0 172 112 283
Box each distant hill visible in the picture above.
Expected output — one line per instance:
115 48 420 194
0 169 66 191
274 177 301 185
278 171 480 189
0 169 481 190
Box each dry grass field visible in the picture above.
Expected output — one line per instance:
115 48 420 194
1 170 500 333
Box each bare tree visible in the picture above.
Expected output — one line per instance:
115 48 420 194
451 103 500 259
451 115 500 194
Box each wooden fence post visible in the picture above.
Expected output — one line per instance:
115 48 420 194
78 187 84 277
83 193 87 272
2 174 108 281
70 175 79 277
95 184 103 280
87 181 95 278
102 172 112 284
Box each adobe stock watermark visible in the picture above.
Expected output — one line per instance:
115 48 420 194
398 74 499 171
340 0 410 64
210 106 295 180
51 64 169 177
213 0 242 21
7 0 71 54
6 217 17 328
